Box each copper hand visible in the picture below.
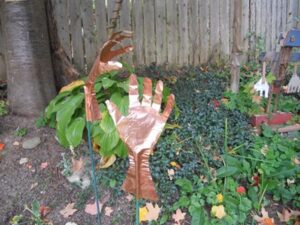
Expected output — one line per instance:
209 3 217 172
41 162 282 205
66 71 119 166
106 74 175 201
84 31 133 122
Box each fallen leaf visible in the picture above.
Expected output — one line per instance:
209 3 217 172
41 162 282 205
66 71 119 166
30 182 38 190
71 157 84 173
65 223 77 225
170 161 181 169
13 141 20 146
85 201 103 216
39 205 51 218
167 169 175 180
40 162 48 169
0 142 5 151
19 157 28 165
277 208 293 222
98 155 116 169
104 207 113 216
126 194 134 202
200 175 208 183
60 203 77 218
253 207 275 225
294 157 300 165
145 203 161 221
139 206 148 222
211 205 226 219
172 209 186 225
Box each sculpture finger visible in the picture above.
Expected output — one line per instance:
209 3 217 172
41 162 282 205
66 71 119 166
129 74 140 107
105 100 123 125
142 77 152 107
152 80 163 112
162 94 175 121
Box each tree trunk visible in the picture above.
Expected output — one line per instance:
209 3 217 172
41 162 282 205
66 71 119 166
1 0 56 117
230 0 242 93
0 5 6 81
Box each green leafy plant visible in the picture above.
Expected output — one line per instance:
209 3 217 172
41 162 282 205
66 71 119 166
44 69 174 158
10 200 51 225
0 100 8 116
14 127 28 137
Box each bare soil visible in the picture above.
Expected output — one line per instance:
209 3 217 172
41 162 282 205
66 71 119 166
0 115 133 225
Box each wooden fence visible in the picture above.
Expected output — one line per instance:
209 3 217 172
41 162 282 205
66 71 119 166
52 0 300 73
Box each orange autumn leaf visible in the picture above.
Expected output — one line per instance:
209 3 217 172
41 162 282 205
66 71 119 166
0 142 5 151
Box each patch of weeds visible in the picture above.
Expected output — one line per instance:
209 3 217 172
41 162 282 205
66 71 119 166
14 127 28 137
75 186 93 209
10 200 51 225
57 153 72 177
35 113 47 128
0 100 8 116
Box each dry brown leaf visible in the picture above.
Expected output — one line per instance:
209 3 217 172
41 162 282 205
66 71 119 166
145 203 161 221
104 207 113 216
40 162 48 169
172 209 186 225
126 194 134 202
85 201 103 215
71 157 84 173
253 208 275 225
167 169 175 180
98 155 116 169
60 203 77 218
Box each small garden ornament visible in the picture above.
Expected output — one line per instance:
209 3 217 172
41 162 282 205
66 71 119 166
287 63 300 93
84 31 133 225
106 74 175 202
254 62 269 98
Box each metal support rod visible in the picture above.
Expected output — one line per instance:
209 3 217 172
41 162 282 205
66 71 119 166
136 198 140 225
87 121 101 225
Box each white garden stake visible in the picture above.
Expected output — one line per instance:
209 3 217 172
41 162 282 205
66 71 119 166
254 62 269 98
287 64 300 93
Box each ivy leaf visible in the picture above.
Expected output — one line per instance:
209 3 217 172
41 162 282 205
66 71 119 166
66 117 85 148
175 178 193 193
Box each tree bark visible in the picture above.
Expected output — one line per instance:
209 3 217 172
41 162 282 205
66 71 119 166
1 0 56 117
230 0 242 93
0 2 6 81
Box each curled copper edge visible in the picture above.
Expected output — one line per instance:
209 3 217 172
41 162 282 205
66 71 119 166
106 74 175 201
84 31 133 122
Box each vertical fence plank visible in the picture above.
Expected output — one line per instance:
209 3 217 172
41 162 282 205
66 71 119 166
95 0 107 49
155 0 167 65
199 0 209 64
178 0 189 65
52 0 71 58
188 0 199 65
255 0 262 37
249 0 256 55
260 0 267 52
220 0 230 60
241 0 249 55
81 0 97 69
210 0 220 62
270 0 276 51
166 0 178 66
143 0 155 65
132 0 144 65
281 0 287 32
69 0 85 71
265 0 272 51
120 0 133 65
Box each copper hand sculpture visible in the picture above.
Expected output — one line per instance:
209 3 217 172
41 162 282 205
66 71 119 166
84 31 133 121
106 74 175 201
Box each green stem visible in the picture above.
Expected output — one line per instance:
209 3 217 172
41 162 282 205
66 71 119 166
224 118 228 152
258 184 268 210
87 121 101 225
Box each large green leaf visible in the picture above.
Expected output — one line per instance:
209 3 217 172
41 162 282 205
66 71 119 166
98 130 120 156
66 117 85 148
110 92 129 115
45 92 70 119
113 140 128 158
100 111 116 133
216 166 239 178
102 77 116 89
56 94 84 147
189 206 209 225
